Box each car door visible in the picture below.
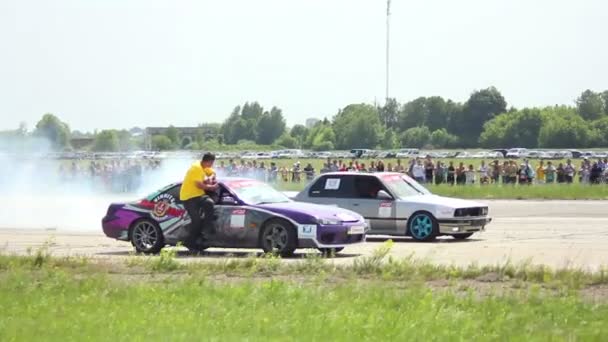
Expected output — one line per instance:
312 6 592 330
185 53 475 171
305 175 355 209
348 175 397 234
211 186 259 248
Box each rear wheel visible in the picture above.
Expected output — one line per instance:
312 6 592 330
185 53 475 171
408 212 439 242
318 247 344 256
131 220 164 254
452 233 474 240
260 219 297 257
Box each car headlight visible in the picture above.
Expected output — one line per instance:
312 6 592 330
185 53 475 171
436 207 455 217
317 218 340 225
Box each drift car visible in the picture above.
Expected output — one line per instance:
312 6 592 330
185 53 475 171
102 178 366 255
292 172 492 241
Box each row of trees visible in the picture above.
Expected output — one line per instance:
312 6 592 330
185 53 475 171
280 88 608 150
2 88 607 152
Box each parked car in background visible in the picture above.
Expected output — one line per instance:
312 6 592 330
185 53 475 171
396 149 420 159
506 148 528 158
456 152 472 159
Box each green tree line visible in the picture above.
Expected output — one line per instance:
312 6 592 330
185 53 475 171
3 88 608 152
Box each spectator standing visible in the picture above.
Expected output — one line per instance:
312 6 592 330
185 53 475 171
491 160 501 184
412 159 425 183
564 160 575 183
580 160 590 184
424 156 434 184
456 162 466 185
304 163 315 181
556 163 565 183
508 161 518 184
435 162 446 185
269 162 278 183
394 159 405 173
545 162 556 184
517 163 528 184
447 161 455 185
590 162 602 184
465 165 476 184
536 160 545 184
376 160 385 172
368 161 377 172
478 160 490 185
386 162 393 172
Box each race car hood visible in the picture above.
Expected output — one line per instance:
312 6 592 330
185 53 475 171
398 194 487 209
256 201 363 223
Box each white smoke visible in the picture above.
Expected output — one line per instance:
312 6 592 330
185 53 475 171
0 139 200 232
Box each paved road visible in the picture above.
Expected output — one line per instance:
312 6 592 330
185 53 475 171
1 200 607 269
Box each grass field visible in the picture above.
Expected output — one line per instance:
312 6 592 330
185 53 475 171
2 244 608 341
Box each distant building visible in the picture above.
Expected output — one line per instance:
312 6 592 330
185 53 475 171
305 118 320 128
144 125 222 150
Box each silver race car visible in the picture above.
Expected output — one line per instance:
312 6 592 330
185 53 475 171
292 172 492 241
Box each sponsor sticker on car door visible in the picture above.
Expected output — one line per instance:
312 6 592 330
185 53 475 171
379 201 392 218
230 209 246 228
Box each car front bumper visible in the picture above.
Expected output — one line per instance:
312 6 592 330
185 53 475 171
437 217 492 234
297 222 367 248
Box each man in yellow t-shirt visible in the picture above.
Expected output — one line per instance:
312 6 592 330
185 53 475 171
536 160 545 184
180 153 218 245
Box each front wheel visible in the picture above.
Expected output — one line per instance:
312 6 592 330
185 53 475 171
408 212 439 242
131 220 164 254
452 233 474 240
260 219 297 257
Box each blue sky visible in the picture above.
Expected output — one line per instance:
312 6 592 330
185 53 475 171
0 0 606 132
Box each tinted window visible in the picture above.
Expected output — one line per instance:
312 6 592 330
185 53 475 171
164 185 182 203
353 176 388 199
309 175 355 198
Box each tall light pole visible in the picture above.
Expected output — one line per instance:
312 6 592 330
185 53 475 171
385 0 391 102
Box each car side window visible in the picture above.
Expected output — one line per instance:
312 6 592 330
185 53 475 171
353 176 387 199
164 185 182 203
309 175 355 198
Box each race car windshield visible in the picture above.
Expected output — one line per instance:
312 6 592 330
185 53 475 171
401 175 432 195
227 180 290 205
380 174 431 198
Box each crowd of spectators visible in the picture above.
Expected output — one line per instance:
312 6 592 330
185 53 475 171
57 159 162 192
215 157 608 186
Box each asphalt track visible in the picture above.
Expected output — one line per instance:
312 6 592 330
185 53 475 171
1 200 607 269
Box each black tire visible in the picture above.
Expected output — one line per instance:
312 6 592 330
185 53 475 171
318 247 344 256
407 211 439 242
130 219 164 254
260 219 297 257
452 233 474 240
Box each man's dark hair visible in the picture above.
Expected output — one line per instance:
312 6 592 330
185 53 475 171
202 153 216 162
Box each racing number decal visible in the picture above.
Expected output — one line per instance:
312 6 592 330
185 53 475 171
230 209 246 228
379 202 392 218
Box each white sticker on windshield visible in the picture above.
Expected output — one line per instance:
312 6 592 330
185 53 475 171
230 209 246 228
379 202 392 218
324 178 341 190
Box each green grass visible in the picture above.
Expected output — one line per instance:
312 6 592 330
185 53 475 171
2 242 608 341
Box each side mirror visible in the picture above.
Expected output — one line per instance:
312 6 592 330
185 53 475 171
377 190 392 200
220 196 237 205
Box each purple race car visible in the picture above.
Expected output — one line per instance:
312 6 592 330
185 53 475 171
102 178 367 256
